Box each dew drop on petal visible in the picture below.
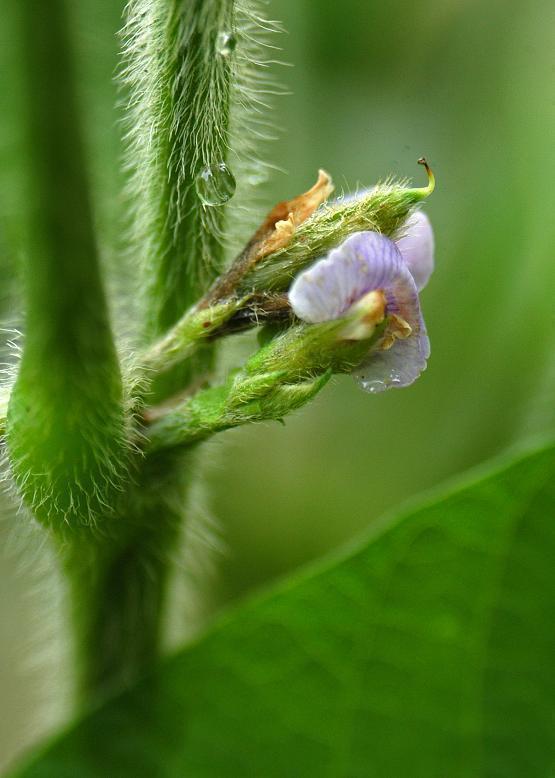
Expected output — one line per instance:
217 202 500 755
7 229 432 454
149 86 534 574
217 31 237 57
195 162 236 207
364 379 385 394
353 330 430 393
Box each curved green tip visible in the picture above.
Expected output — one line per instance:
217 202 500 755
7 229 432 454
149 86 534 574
415 157 436 198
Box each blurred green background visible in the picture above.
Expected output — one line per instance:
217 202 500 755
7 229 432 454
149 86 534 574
1 0 555 768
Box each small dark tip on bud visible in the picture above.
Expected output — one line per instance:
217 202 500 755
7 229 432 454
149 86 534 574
417 157 435 195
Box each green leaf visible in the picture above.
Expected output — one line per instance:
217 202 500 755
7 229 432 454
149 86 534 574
12 443 555 777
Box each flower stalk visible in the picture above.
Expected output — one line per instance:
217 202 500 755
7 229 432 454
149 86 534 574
146 297 387 452
141 298 246 376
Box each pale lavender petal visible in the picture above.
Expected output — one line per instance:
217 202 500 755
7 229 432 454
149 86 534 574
396 210 434 291
288 230 430 392
288 232 404 323
353 316 430 392
352 254 430 392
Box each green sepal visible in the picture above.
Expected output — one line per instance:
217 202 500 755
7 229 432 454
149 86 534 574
244 173 434 293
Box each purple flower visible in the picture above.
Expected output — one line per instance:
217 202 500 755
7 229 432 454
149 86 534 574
396 210 434 291
288 213 434 393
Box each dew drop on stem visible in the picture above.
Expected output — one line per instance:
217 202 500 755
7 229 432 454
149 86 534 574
216 31 236 57
195 162 236 206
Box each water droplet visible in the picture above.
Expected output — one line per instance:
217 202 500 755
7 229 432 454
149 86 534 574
217 31 236 57
388 369 403 385
358 375 386 394
195 162 236 207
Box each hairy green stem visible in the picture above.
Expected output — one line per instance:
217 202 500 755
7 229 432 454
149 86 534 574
146 372 331 451
0 388 8 438
65 451 194 702
3 0 137 708
6 0 126 530
63 0 242 701
124 0 236 400
147 316 385 452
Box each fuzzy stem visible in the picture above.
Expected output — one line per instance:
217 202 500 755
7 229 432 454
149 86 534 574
145 373 330 451
64 0 241 700
124 0 236 400
0 388 8 438
146 317 385 452
4 0 136 709
65 451 193 702
6 0 126 530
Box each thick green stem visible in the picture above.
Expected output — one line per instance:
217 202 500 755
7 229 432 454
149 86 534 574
6 0 127 530
66 451 194 702
4 0 136 708
0 388 8 438
62 0 241 700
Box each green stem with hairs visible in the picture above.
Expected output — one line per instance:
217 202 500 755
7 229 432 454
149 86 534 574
124 0 236 400
63 449 194 701
147 316 385 453
6 0 127 531
65 0 241 700
0 388 8 438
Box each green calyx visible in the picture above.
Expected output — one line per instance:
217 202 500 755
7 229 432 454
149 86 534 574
243 161 435 293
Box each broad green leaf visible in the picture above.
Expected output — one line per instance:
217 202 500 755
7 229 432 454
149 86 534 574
12 443 555 777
